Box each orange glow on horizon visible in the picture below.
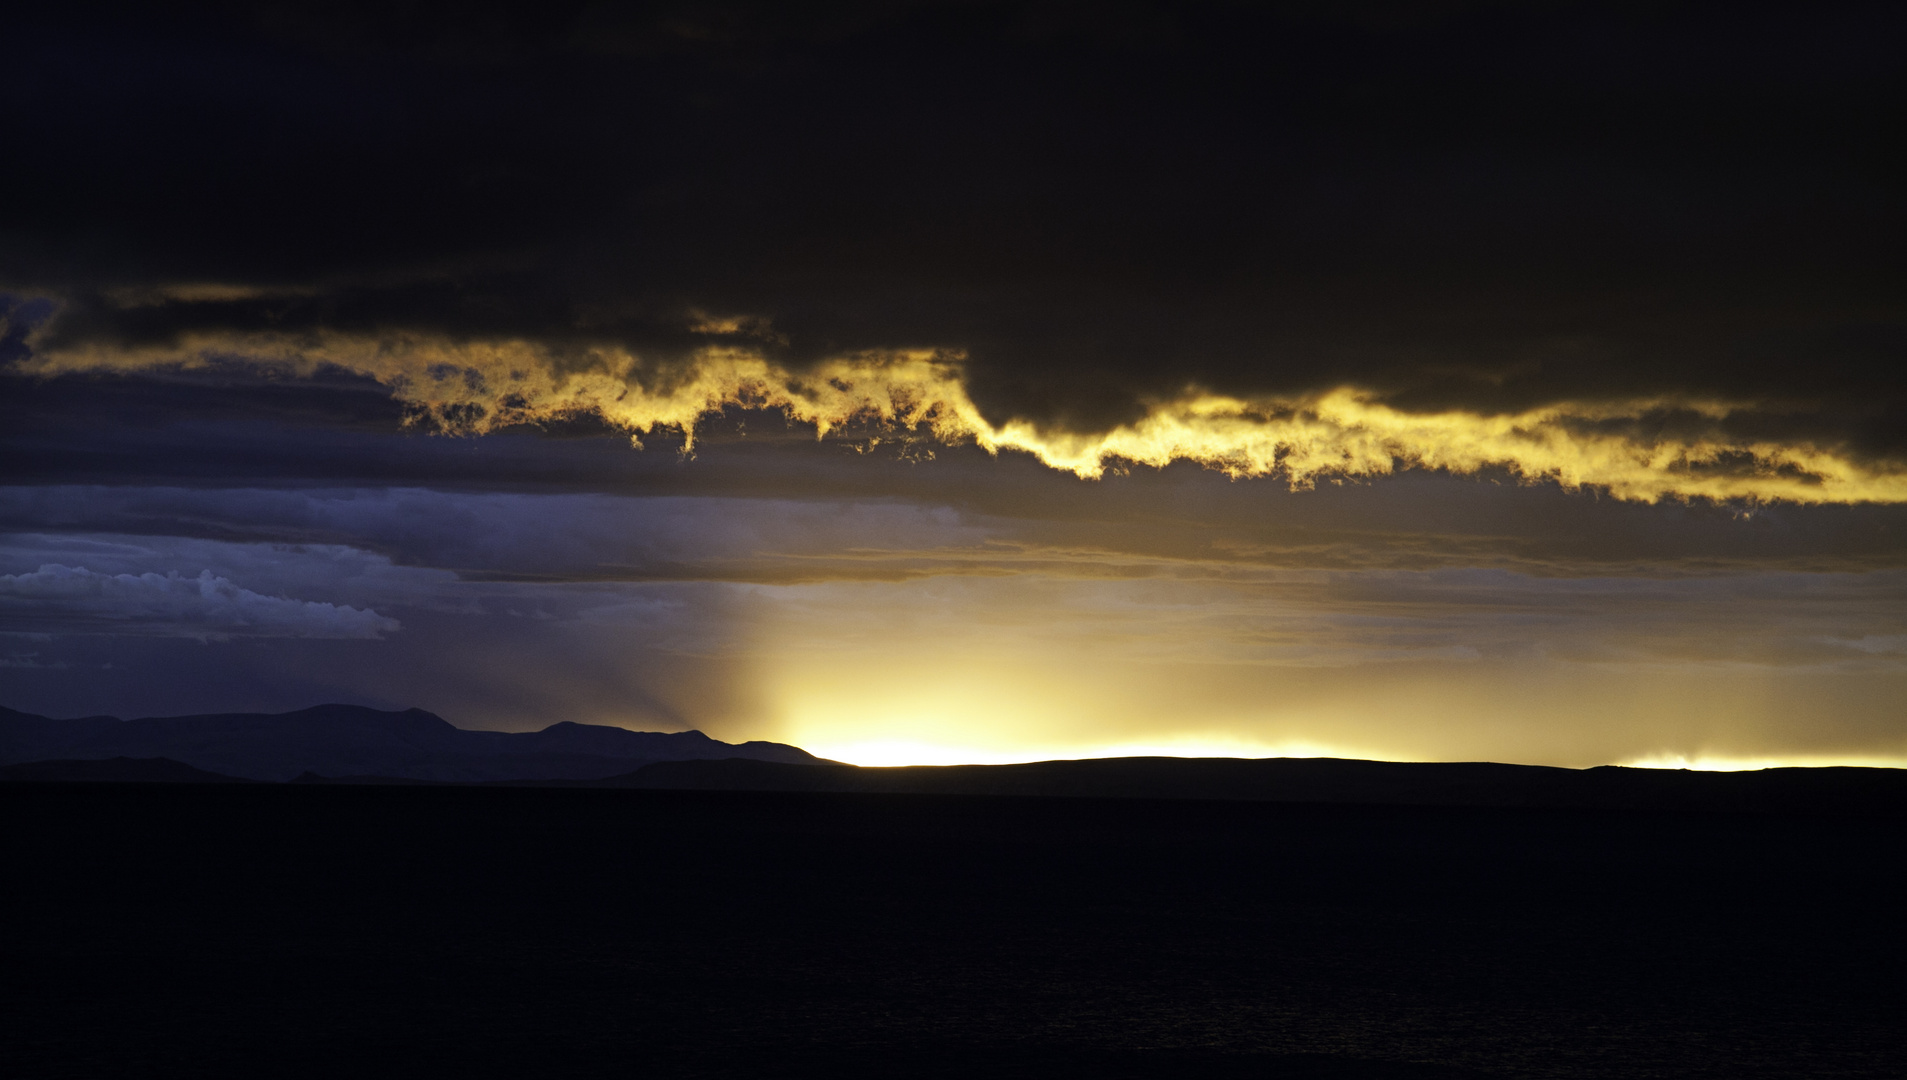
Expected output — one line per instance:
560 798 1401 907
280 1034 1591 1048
806 735 1361 769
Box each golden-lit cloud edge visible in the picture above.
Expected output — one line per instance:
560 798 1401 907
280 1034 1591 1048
23 330 1907 505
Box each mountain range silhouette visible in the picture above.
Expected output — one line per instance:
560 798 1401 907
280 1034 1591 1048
0 703 821 782
4 702 1904 814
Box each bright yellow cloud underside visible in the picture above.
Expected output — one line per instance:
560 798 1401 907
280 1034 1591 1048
25 331 1907 504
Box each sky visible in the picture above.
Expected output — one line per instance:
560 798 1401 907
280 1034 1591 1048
3 0 1904 767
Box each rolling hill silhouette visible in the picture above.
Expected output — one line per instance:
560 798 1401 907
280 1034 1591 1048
0 756 251 783
5 704 1902 814
599 755 1907 815
0 704 820 782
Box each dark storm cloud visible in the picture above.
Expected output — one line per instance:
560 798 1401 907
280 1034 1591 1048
5 0 1903 495
13 2 1907 762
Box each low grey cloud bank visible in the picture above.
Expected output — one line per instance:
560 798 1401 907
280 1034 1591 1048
6 480 1906 589
0 563 399 640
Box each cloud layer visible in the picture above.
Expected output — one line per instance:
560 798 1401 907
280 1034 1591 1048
3 3 1904 765
6 2 1903 504
0 563 399 640
21 332 1907 504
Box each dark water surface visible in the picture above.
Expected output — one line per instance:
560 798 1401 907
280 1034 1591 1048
4 785 1901 1078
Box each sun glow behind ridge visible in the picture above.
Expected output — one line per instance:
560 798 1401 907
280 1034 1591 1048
743 570 1907 772
1618 752 1907 772
813 741 1907 771
807 734 1358 768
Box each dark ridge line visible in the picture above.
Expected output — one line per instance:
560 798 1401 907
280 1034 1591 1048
6 753 1904 816
0 702 823 783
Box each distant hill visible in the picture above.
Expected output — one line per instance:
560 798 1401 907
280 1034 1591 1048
600 756 1907 816
5 707 1900 814
0 704 822 783
0 757 250 784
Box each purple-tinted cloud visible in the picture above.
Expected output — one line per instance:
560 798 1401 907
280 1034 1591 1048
0 563 399 640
